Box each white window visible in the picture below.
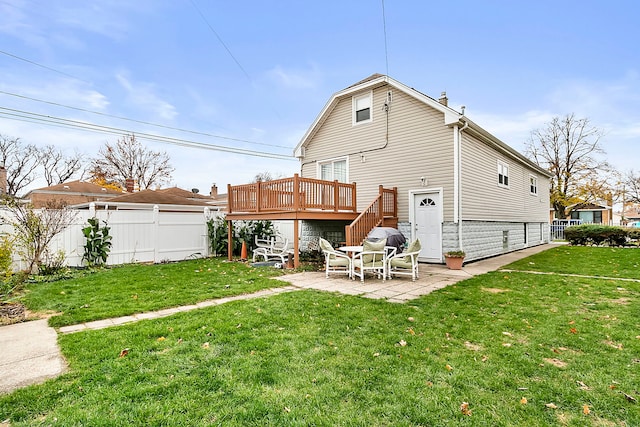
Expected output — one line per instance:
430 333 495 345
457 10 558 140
529 175 538 195
498 161 510 188
353 92 372 125
319 158 348 182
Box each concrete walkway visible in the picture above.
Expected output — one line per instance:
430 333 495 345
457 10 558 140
0 244 554 394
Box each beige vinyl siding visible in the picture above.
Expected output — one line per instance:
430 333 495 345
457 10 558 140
301 84 455 221
460 133 549 222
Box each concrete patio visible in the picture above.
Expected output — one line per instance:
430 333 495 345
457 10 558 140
278 243 555 302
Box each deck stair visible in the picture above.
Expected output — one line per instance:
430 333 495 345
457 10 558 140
345 185 397 246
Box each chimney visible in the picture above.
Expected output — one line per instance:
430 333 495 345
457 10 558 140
0 165 6 195
438 91 448 107
125 178 135 193
210 183 218 199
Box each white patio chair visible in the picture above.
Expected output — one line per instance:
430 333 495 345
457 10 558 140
387 239 421 281
352 238 388 282
318 237 352 278
252 234 291 264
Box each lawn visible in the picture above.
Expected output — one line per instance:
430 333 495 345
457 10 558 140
2 249 639 426
20 258 285 328
503 245 640 279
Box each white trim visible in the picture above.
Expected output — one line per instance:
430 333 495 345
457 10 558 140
498 160 510 189
316 156 349 182
352 91 373 125
408 187 444 262
529 174 538 195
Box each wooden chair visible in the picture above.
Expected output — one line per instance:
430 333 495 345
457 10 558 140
318 237 352 278
352 238 388 282
387 239 421 281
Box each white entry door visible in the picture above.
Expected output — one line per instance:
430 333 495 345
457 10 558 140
413 192 442 262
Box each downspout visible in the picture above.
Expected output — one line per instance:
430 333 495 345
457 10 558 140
455 118 468 250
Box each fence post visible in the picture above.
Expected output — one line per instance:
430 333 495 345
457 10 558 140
203 207 210 257
89 202 95 217
153 205 160 263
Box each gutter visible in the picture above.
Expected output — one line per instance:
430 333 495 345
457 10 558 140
454 117 469 250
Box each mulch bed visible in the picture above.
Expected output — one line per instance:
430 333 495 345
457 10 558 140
0 302 26 325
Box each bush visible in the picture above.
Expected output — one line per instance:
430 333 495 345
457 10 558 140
82 218 112 268
564 224 629 246
207 216 275 257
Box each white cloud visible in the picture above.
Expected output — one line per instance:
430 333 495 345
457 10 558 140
115 72 178 121
267 65 322 89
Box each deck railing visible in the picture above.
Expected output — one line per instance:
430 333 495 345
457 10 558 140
227 174 357 214
345 185 397 245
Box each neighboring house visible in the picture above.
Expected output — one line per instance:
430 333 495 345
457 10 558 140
21 180 123 208
550 202 613 225
72 188 221 212
570 203 612 224
293 74 551 263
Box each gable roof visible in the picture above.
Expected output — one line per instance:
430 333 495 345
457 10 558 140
24 180 123 197
157 186 214 200
294 74 551 178
105 189 213 206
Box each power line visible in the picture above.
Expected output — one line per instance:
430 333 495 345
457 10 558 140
0 106 296 161
0 89 291 150
188 0 251 82
381 0 390 77
0 49 92 84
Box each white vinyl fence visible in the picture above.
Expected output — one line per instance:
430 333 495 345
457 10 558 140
1 205 224 271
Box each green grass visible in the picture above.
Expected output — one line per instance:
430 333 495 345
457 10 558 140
19 258 285 327
503 246 640 279
2 249 639 426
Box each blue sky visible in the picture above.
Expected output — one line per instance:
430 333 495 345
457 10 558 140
1 0 638 195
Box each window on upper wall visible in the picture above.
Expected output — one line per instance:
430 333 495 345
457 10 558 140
529 175 538 195
353 92 372 125
319 158 348 183
498 161 510 188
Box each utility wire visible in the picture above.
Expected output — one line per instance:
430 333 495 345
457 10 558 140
188 0 251 82
381 0 390 77
188 0 282 120
0 107 296 160
0 90 291 150
0 49 92 84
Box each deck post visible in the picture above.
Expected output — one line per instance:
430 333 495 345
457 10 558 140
333 180 339 212
393 187 398 217
378 185 384 220
256 181 262 213
227 184 233 213
293 174 300 211
293 219 300 268
227 220 233 262
352 182 357 213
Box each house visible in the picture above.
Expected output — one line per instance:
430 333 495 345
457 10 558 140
228 74 551 265
71 187 223 213
550 202 613 225
21 180 123 208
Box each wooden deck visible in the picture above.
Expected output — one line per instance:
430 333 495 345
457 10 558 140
226 174 359 220
226 174 397 267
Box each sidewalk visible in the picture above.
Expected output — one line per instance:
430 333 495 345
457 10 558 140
0 244 554 394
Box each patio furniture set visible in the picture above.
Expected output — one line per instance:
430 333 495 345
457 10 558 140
319 237 422 282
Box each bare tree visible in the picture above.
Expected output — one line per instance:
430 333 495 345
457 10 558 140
4 198 77 274
624 170 640 204
252 171 283 182
0 134 40 197
525 114 610 219
89 134 174 190
39 145 84 186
